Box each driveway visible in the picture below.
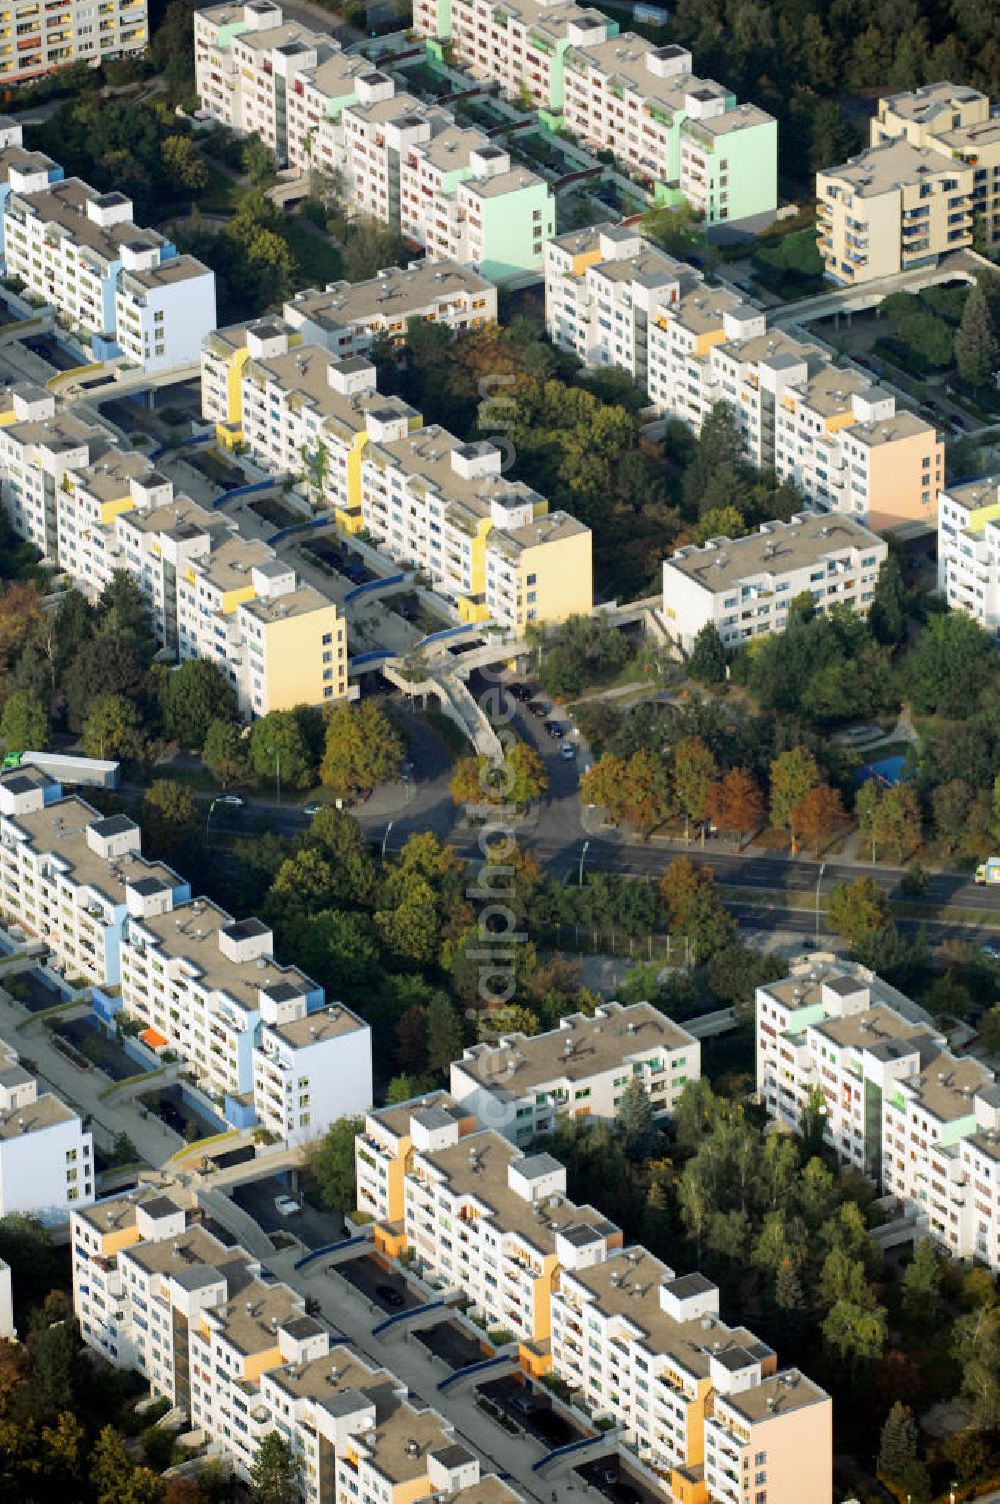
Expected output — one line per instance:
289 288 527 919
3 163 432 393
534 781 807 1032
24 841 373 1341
335 1250 425 1313
230 1175 344 1250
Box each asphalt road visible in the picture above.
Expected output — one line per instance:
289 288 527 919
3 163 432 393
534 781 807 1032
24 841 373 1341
177 687 1000 933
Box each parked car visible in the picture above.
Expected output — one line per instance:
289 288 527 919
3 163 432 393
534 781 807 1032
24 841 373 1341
560 742 577 760
375 1283 405 1308
303 803 322 817
528 701 548 718
982 944 1000 962
218 794 244 807
273 1194 302 1217
510 682 532 702
545 721 564 739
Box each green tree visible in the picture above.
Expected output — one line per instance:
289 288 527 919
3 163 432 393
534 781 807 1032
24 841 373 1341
342 217 408 283
694 506 746 544
81 693 147 763
249 709 315 791
828 875 892 947
203 718 251 789
0 689 48 752
160 659 237 749
868 556 907 646
686 622 726 685
425 993 465 1075
310 1116 363 1213
673 737 717 842
451 742 549 811
141 780 200 865
242 133 275 183
615 1078 658 1160
659 856 735 962
162 134 209 191
375 876 439 964
901 1239 941 1322
90 1426 162 1504
250 1430 303 1504
320 701 404 800
955 281 998 388
878 1401 919 1486
822 1298 886 1371
769 747 820 851
906 611 995 718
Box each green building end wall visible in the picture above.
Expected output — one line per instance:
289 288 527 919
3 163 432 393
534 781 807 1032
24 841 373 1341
704 116 778 222
480 184 554 280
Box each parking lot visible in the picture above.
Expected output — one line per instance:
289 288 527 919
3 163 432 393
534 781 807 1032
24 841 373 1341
336 1251 426 1314
478 1376 581 1448
56 1016 137 1081
230 1175 343 1250
415 1318 487 1370
576 1456 661 1504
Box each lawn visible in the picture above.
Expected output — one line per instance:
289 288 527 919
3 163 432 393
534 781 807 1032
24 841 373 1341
283 217 344 286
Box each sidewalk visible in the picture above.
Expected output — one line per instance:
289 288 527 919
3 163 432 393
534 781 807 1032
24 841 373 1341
0 986 183 1168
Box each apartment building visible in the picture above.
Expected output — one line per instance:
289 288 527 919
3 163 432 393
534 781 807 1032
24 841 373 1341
872 82 1000 255
552 1249 831 1504
282 261 497 356
0 395 349 716
756 954 1000 1269
0 764 371 1136
195 0 369 170
118 897 372 1128
0 388 112 559
2 174 215 368
0 1257 13 1340
0 0 147 85
662 512 887 653
203 323 593 627
562 35 776 223
0 1036 93 1223
193 5 555 279
0 121 61 261
356 1100 833 1504
415 0 614 113
450 1001 699 1143
545 223 684 386
0 765 190 988
72 1188 524 1504
816 137 975 285
937 473 1000 630
656 315 943 534
339 92 555 280
359 424 592 627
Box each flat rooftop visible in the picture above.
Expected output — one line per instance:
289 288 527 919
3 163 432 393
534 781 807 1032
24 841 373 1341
717 1367 829 1423
207 1275 305 1356
563 1246 769 1383
369 424 542 523
285 260 493 331
7 176 163 264
122 253 213 292
878 82 986 125
0 1090 77 1139
664 512 881 593
489 510 590 558
366 1090 464 1142
820 138 970 197
240 583 337 626
413 1127 617 1253
3 795 178 913
454 1002 692 1095
267 1002 366 1048
130 899 316 1015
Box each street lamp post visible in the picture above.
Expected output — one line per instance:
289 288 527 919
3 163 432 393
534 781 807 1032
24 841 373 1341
206 797 221 832
274 747 281 807
578 840 590 888
381 819 394 867
815 860 827 946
